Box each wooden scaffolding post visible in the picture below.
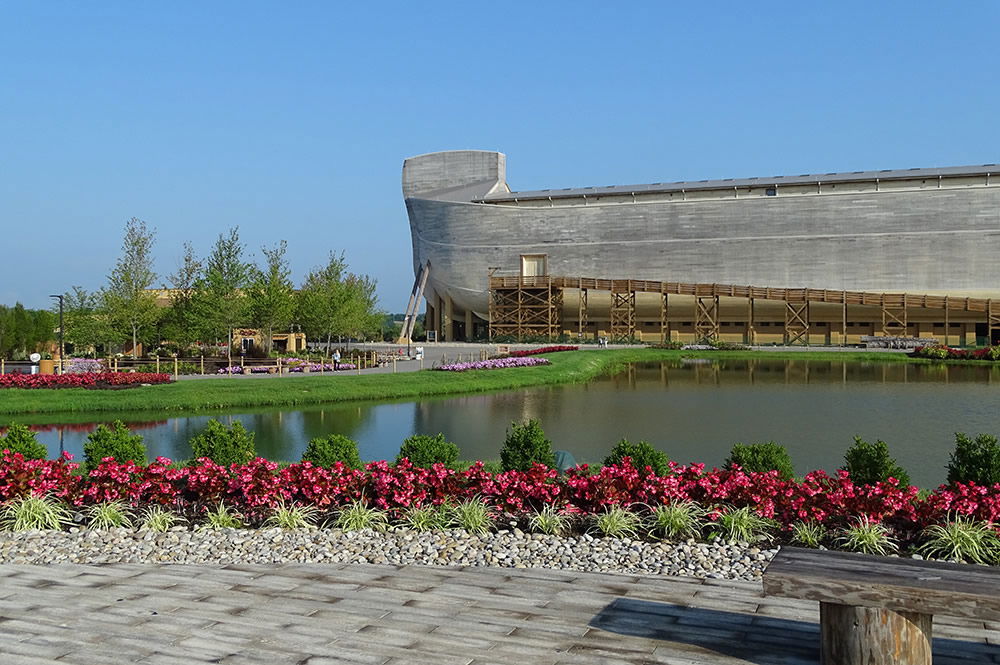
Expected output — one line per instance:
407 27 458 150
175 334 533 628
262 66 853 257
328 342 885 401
578 282 588 339
842 292 848 347
990 299 999 346
746 296 755 345
784 300 810 346
695 296 720 343
660 292 670 343
944 296 950 347
610 289 636 342
881 294 908 337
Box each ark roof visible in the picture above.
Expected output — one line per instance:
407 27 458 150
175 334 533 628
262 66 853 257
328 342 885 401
476 163 999 202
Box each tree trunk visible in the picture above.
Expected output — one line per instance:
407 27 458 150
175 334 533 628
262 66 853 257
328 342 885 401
820 602 932 665
132 325 138 359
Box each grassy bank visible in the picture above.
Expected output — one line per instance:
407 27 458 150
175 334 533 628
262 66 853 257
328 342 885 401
0 348 935 417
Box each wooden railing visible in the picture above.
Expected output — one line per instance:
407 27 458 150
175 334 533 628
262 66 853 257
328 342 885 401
489 276 994 313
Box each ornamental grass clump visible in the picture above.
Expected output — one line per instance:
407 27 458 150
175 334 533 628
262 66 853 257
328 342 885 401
724 441 795 481
138 505 183 532
917 516 1000 564
836 515 898 555
708 506 777 544
201 502 245 530
449 498 494 535
947 432 1000 486
649 500 705 541
400 504 450 532
842 436 911 487
189 420 255 467
396 433 460 468
264 501 319 530
333 500 390 532
0 495 72 531
603 439 669 477
301 434 363 469
87 500 132 529
83 421 147 472
500 419 556 471
790 519 827 549
528 505 572 536
590 506 642 539
1 423 48 460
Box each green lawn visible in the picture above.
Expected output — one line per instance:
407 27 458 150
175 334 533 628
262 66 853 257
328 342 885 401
0 348 934 417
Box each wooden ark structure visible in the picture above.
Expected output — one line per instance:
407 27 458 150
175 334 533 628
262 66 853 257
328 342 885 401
400 151 1000 345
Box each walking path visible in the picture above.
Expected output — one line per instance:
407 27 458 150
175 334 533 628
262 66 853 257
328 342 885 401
0 562 995 664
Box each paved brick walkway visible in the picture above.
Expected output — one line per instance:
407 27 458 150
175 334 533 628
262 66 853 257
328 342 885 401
0 563 996 664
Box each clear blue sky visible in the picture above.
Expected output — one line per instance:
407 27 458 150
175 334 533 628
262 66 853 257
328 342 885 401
3 2 997 312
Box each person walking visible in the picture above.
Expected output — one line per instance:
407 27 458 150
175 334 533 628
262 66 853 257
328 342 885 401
333 349 341 371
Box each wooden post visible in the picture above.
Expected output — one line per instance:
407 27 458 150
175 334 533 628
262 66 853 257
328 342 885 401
1 359 4 374
820 602 932 665
393 357 397 373
156 357 160 373
944 296 950 346
173 356 178 379
200 356 205 375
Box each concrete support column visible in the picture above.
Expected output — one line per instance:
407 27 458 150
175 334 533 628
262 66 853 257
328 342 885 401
464 309 474 341
425 300 437 336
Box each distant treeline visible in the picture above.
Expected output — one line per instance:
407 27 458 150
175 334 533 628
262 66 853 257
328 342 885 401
0 304 55 360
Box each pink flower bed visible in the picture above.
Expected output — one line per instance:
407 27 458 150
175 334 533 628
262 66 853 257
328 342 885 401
0 373 172 389
2 452 996 539
510 345 579 357
437 357 551 372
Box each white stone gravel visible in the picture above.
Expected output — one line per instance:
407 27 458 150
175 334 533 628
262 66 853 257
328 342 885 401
0 527 776 580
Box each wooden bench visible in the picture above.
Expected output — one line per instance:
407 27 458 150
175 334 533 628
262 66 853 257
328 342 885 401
763 546 1000 664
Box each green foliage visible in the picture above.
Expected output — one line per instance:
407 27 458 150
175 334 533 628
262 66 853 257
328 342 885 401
842 436 911 487
191 227 252 345
0 303 56 360
528 505 572 536
836 516 897 555
947 432 1000 486
159 242 203 351
1 423 48 460
201 502 244 530
264 501 319 530
603 438 669 476
333 500 389 531
246 240 296 355
302 434 362 469
397 433 459 468
298 252 384 348
590 506 642 539
708 506 777 543
139 505 183 532
917 516 1000 564
400 504 450 532
649 500 705 541
0 495 72 531
189 420 255 467
87 500 133 529
83 421 147 472
449 498 494 535
500 419 556 471
102 217 160 357
790 520 827 549
725 441 795 480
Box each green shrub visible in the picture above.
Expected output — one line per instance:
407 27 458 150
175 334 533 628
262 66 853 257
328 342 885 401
603 438 669 476
842 436 911 487
396 433 460 468
1 423 48 460
500 419 556 471
189 420 255 467
947 432 1000 486
302 434 363 469
724 441 795 481
83 421 147 472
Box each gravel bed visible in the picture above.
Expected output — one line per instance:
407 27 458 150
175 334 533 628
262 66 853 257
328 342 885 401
0 527 776 580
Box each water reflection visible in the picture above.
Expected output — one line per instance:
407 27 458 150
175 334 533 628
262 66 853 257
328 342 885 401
9 358 1000 488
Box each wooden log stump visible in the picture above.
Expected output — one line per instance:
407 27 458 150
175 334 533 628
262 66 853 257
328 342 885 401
820 602 932 665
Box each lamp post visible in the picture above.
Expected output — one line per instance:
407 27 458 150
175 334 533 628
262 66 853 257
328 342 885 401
49 294 64 374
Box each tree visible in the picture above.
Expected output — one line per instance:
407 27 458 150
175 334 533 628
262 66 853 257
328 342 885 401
103 217 159 358
62 286 106 356
191 227 251 361
160 242 203 351
246 240 296 354
297 252 350 352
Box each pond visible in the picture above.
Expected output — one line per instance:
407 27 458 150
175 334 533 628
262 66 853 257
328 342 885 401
11 358 1000 488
